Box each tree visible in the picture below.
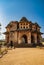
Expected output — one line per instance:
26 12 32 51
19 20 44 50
0 23 1 35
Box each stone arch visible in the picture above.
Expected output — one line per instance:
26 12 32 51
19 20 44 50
37 35 40 43
10 41 13 47
31 35 35 43
21 34 27 43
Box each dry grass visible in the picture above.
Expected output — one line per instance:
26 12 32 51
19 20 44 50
0 48 44 65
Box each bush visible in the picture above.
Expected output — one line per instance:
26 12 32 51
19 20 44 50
32 43 36 47
37 43 42 47
4 43 7 46
14 43 32 48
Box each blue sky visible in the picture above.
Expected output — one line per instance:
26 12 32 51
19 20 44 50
0 0 44 39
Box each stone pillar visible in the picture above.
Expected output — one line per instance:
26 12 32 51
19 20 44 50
39 34 42 43
34 34 37 44
18 32 21 44
28 32 31 44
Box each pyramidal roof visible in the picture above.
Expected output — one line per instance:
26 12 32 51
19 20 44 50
20 17 29 22
34 22 41 28
6 21 18 28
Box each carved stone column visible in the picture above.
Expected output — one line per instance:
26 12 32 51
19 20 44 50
18 32 21 44
34 34 37 44
38 34 42 43
28 32 31 44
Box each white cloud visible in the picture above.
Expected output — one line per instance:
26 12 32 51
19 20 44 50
0 5 6 40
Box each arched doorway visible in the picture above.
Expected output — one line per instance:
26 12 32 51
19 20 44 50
37 35 40 43
31 35 35 43
10 41 13 48
21 35 27 43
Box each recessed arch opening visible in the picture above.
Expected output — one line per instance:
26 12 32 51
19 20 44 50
31 35 35 43
21 34 27 43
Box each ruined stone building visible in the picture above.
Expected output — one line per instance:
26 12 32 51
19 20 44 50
4 17 43 46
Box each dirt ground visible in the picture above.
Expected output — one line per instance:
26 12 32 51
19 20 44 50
0 48 44 65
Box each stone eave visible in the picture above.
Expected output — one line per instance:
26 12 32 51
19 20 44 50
37 32 44 34
10 30 15 32
3 32 9 34
17 29 31 31
32 30 43 34
10 29 31 32
31 30 37 33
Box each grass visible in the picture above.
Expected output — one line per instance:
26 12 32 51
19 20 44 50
0 48 44 65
